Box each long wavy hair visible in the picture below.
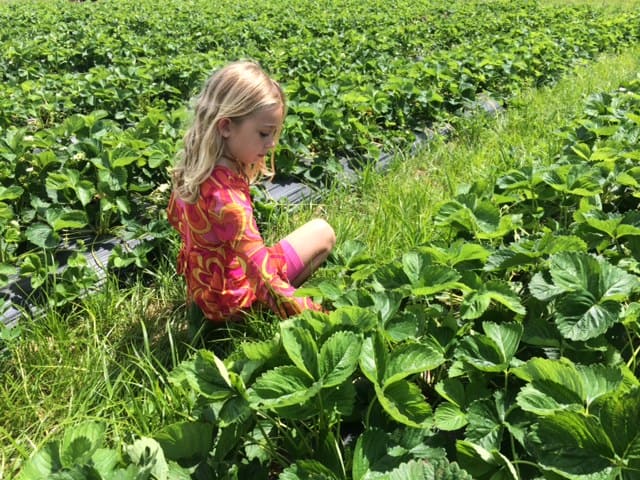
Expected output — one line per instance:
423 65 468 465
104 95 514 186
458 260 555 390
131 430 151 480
171 61 286 203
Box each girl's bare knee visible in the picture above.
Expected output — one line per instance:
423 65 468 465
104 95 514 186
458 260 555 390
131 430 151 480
311 218 336 253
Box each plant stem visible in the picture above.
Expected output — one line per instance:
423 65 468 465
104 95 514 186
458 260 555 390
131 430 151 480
255 416 292 467
504 370 521 479
625 325 640 372
365 396 377 429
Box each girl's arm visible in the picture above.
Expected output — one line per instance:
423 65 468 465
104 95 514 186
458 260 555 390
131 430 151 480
209 188 321 318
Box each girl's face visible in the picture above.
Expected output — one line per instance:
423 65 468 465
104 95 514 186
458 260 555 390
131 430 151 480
220 105 284 170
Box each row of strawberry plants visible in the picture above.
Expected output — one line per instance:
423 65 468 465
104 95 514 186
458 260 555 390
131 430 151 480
4 0 640 157
19 67 640 479
3 1 639 149
3 0 640 319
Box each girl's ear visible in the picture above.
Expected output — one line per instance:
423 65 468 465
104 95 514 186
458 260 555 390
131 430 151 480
217 117 232 138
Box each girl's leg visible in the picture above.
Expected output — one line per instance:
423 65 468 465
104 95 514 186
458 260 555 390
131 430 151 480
282 218 336 287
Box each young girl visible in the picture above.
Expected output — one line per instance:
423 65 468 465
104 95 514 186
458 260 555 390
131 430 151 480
167 61 336 322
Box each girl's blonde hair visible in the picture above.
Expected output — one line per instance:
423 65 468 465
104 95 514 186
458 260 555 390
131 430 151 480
171 61 286 203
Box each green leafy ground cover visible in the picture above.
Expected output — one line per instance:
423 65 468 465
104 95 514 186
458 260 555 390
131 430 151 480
2 0 640 312
3 0 640 478
11 53 640 480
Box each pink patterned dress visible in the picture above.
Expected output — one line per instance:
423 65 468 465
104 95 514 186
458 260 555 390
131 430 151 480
167 165 321 322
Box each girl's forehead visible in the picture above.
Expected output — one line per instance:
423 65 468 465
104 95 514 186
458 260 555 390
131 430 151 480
252 104 284 124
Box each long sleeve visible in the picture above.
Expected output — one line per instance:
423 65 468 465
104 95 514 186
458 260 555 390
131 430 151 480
207 184 321 318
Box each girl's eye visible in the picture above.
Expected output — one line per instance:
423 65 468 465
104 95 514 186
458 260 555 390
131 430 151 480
259 132 269 138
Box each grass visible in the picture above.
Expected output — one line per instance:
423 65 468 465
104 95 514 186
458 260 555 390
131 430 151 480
2 43 640 480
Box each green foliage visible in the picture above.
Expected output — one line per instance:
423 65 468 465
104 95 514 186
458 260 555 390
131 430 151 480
9 0 640 478
529 388 640 478
17 71 640 475
530 252 639 341
18 421 192 479
2 0 640 311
